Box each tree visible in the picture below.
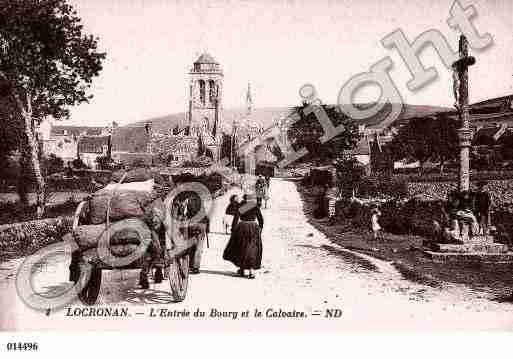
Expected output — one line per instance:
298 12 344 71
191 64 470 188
430 114 460 174
0 99 22 169
220 133 233 163
386 116 460 174
387 117 434 171
0 97 28 203
197 135 205 157
334 156 365 198
499 131 513 162
0 0 105 217
287 103 360 164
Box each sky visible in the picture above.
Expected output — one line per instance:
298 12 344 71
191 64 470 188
63 0 513 126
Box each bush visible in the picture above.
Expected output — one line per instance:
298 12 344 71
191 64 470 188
332 196 443 238
72 158 88 169
357 175 408 198
47 177 96 192
394 170 513 183
71 169 113 185
181 159 210 168
302 168 334 187
0 196 82 225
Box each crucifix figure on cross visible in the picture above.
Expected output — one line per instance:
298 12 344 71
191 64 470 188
452 34 476 194
451 34 477 242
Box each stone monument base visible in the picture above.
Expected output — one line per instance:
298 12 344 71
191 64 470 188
423 235 513 263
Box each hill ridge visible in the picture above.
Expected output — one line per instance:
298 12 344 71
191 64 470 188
130 103 453 133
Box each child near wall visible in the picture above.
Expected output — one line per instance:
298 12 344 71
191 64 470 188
371 207 382 241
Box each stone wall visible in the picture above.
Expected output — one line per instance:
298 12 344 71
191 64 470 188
0 217 72 261
407 179 513 208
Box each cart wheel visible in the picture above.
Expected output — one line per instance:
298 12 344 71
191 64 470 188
77 268 102 306
168 254 189 302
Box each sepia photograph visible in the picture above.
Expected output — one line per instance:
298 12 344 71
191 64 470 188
0 0 513 347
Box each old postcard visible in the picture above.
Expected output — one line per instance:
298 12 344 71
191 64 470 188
1 0 513 346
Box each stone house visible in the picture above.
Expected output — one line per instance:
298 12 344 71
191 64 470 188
39 123 107 164
77 135 111 169
110 124 153 166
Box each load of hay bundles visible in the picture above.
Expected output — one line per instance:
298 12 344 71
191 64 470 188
70 168 173 258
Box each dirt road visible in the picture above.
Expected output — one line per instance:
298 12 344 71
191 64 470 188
1 179 513 331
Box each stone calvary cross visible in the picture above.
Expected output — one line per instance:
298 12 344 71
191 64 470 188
424 36 513 262
452 34 476 192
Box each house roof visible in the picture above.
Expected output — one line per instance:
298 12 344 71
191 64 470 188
78 136 109 154
195 53 218 64
472 125 508 145
152 135 198 156
51 126 104 137
471 94 513 112
436 94 513 122
111 126 150 153
475 126 500 139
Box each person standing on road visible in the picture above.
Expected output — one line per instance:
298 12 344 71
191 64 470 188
223 193 264 279
223 194 240 234
255 175 267 208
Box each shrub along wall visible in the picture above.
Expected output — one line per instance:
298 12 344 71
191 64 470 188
358 176 408 198
333 197 447 239
393 169 513 182
0 217 72 261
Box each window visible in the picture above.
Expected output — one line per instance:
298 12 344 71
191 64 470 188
209 80 217 104
199 80 206 105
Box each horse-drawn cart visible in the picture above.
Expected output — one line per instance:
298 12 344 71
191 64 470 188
68 197 205 306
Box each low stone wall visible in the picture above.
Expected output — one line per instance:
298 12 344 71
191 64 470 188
0 217 73 261
407 179 513 208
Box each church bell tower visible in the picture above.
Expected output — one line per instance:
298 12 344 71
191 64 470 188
187 53 223 138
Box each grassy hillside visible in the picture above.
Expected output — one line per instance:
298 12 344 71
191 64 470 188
130 104 452 133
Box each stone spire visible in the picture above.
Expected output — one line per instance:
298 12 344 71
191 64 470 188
246 82 252 116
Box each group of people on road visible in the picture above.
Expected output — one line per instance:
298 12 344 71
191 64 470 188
222 174 270 279
138 174 271 286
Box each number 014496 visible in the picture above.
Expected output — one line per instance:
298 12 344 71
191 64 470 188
6 342 39 351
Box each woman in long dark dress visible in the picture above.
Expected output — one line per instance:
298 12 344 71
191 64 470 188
222 194 264 279
223 194 239 234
